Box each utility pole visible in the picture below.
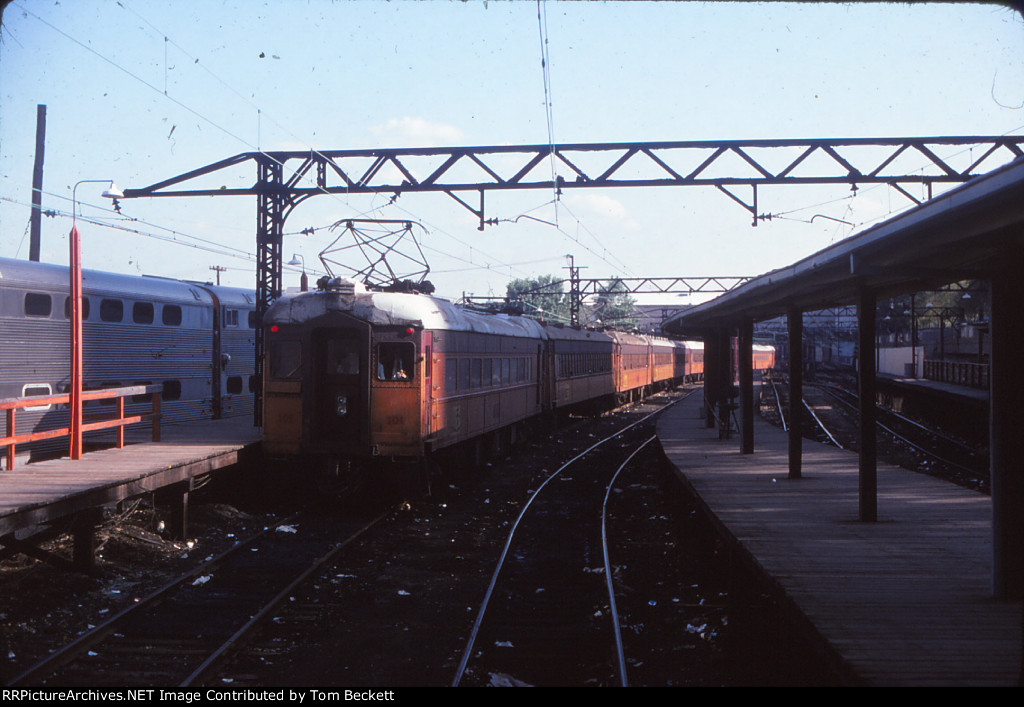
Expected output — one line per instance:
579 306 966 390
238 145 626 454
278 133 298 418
210 265 227 285
29 105 46 262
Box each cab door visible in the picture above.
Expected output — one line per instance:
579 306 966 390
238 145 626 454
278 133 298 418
313 327 369 451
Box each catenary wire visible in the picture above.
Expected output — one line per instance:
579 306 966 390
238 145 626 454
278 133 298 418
14 3 537 288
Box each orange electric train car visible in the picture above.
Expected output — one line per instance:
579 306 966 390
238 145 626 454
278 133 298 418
262 277 749 490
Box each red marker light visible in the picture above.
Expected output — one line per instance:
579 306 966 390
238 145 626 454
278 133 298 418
406 327 415 334
270 325 279 333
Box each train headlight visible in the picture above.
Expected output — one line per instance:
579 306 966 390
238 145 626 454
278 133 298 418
335 394 348 416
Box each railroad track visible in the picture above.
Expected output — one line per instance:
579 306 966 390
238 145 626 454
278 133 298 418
452 391 693 687
8 509 389 686
765 377 987 489
820 384 988 486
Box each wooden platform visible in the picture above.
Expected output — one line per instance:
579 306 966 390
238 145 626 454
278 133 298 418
657 392 1022 686
0 417 261 538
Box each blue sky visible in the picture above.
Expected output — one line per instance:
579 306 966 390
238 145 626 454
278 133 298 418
2 1 1022 305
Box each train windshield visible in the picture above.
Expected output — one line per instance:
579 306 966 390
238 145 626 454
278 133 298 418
270 340 302 379
376 342 415 381
327 338 361 375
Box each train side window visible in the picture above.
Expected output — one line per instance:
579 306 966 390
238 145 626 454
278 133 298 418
162 380 182 401
133 302 155 324
22 384 52 411
492 358 502 387
226 376 243 394
24 292 52 317
270 341 302 379
483 359 492 388
445 358 457 391
458 358 470 389
471 359 482 389
248 310 257 329
64 296 91 320
224 309 239 327
377 342 415 382
100 298 124 323
162 305 182 326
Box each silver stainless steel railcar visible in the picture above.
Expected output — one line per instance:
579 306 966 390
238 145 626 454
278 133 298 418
0 257 255 466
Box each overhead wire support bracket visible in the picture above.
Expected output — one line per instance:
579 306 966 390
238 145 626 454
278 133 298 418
444 189 486 231
716 184 758 227
888 181 929 206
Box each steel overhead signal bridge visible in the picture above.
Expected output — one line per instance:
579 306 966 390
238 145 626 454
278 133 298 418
120 135 1024 422
566 276 751 297
467 276 753 327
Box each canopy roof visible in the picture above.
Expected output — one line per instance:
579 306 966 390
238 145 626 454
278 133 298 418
664 157 1024 334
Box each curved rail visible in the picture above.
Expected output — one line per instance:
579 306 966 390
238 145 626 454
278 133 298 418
822 386 983 475
768 379 984 482
802 398 843 448
767 378 787 432
766 377 843 449
451 392 690 686
601 434 658 688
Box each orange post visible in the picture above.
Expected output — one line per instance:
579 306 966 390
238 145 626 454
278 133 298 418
69 224 83 460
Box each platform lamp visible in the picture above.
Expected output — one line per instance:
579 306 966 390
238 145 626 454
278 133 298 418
69 179 124 460
288 253 308 292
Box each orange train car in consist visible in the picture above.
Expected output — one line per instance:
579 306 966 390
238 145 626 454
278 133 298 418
262 277 756 489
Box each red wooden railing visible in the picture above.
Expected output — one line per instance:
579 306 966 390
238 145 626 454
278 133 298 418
1 385 162 470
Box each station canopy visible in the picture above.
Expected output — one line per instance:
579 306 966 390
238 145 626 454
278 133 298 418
663 157 1024 334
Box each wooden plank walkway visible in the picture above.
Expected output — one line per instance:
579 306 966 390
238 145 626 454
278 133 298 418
0 417 261 537
657 392 1022 686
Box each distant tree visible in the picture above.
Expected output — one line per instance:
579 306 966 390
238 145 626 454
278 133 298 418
883 281 987 334
920 281 987 324
506 274 570 323
591 278 639 330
